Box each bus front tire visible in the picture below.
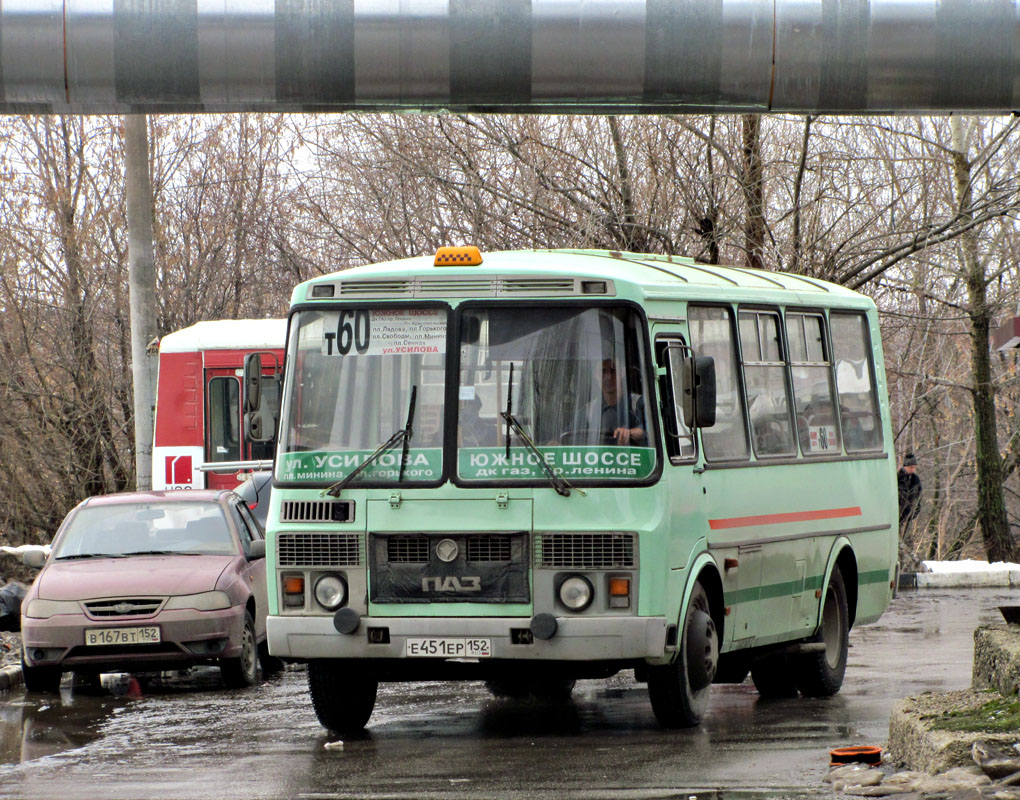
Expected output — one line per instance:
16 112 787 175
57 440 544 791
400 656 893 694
795 567 849 697
647 580 717 728
308 660 378 734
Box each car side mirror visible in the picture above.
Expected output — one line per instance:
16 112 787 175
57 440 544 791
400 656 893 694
22 548 47 569
246 540 266 561
695 356 716 428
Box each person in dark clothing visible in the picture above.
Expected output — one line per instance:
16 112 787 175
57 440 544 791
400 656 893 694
596 358 646 445
898 453 922 527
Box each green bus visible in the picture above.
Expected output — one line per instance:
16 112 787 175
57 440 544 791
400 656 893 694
249 247 897 733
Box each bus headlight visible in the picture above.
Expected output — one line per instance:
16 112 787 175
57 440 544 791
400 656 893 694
314 574 348 611
558 575 593 612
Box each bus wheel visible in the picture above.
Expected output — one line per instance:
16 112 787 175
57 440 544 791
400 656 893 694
647 580 717 728
307 660 378 734
751 654 799 698
795 568 849 697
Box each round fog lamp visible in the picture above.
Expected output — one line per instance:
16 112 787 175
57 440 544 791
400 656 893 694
559 575 593 611
314 575 348 611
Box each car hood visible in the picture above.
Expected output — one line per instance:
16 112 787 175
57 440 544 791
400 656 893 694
36 556 235 600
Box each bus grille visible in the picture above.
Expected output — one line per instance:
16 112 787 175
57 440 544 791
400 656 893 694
386 535 431 563
278 533 362 566
535 533 636 569
280 500 353 523
467 535 512 562
500 278 576 294
327 275 608 299
84 598 163 617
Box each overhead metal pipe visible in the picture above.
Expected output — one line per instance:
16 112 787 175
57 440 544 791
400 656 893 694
1 0 1019 114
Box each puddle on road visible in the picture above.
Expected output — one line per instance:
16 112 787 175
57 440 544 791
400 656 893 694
0 689 109 764
0 668 229 765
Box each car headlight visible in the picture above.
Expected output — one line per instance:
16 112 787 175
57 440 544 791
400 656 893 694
313 575 347 611
24 599 82 619
558 575 594 611
164 591 232 611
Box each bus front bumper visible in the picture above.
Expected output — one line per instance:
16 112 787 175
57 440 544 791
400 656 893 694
267 614 669 661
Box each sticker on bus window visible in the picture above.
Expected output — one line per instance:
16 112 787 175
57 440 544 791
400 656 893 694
321 309 446 357
279 448 443 482
808 426 838 452
458 446 655 481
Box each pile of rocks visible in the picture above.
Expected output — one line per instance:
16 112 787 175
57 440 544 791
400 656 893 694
1 630 21 670
826 748 1020 797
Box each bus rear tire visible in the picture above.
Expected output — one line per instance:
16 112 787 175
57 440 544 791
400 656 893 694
308 660 378 734
795 568 849 697
647 580 717 728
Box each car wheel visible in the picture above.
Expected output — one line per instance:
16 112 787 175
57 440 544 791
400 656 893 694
795 567 850 697
21 655 62 693
258 640 285 676
307 660 377 734
221 611 259 689
647 579 718 728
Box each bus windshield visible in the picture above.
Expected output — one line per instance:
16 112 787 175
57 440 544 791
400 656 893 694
277 307 447 484
456 305 656 483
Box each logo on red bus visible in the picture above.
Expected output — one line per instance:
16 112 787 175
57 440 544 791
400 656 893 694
165 455 193 485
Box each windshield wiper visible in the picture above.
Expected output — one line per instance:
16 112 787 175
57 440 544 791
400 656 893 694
500 410 581 498
123 550 204 556
55 553 125 560
323 386 417 498
499 365 581 498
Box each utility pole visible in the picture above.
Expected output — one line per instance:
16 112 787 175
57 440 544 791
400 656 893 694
124 114 158 490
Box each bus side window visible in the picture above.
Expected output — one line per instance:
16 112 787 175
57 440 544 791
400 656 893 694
655 338 696 461
830 312 884 452
786 312 841 455
739 310 796 458
688 306 749 461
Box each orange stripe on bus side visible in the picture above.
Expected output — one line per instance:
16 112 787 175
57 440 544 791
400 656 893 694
708 506 863 530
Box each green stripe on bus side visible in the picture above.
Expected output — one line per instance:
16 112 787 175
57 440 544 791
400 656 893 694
724 568 891 607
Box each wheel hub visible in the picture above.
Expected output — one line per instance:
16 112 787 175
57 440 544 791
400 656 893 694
686 609 718 690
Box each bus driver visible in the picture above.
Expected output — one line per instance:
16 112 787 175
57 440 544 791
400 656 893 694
596 358 646 445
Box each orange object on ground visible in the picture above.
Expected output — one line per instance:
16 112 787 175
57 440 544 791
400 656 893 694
829 746 882 766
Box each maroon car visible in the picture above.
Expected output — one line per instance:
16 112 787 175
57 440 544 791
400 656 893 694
20 490 279 692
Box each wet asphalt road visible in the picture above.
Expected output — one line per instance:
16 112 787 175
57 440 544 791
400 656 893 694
0 587 1012 800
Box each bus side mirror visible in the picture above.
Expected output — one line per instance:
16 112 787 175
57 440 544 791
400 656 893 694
243 353 263 413
695 356 716 428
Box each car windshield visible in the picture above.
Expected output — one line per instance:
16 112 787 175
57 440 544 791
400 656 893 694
52 503 235 559
277 306 447 485
456 305 655 483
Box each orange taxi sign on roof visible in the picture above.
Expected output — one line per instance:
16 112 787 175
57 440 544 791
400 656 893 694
434 246 483 266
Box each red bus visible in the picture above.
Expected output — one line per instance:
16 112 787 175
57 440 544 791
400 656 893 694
152 319 286 491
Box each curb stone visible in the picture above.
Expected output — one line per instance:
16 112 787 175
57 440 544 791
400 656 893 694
899 571 1020 589
0 664 22 693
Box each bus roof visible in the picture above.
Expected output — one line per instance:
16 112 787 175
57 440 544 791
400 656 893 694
293 249 871 307
158 319 288 354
